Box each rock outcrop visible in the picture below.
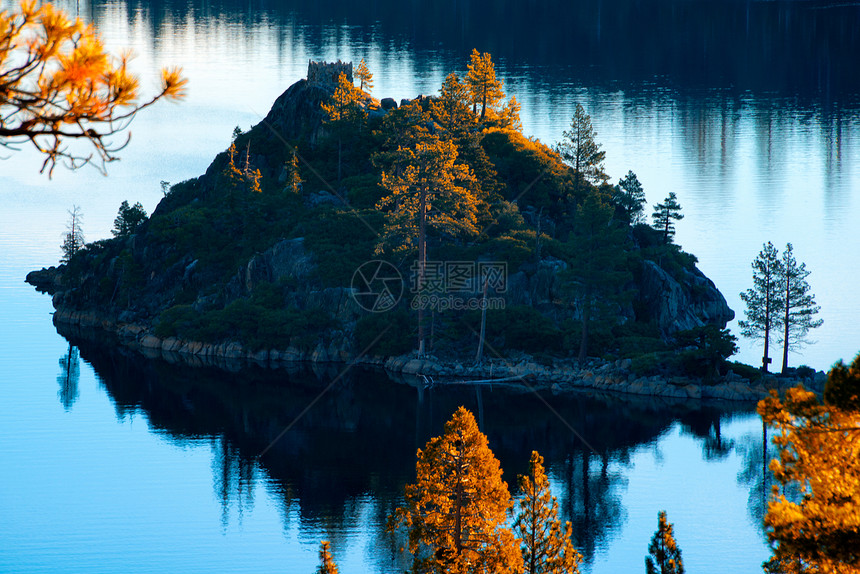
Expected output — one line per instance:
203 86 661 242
637 260 734 334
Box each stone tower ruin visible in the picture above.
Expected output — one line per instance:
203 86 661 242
307 60 353 87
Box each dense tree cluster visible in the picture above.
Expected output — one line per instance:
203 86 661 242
313 407 686 573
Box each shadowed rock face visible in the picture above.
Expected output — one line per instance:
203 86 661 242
637 260 734 334
258 78 333 146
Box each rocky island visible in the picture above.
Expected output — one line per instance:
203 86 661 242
29 57 813 401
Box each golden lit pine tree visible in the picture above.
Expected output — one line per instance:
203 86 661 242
373 101 434 176
645 511 685 574
465 49 505 120
316 540 339 574
499 96 523 132
389 407 522 574
514 451 583 574
221 142 261 194
284 150 302 194
355 58 373 93
376 137 479 355
758 380 860 574
0 0 186 175
321 71 366 182
430 72 475 137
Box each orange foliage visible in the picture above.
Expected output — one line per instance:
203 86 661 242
0 0 187 175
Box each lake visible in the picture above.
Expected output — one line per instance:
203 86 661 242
1 0 856 571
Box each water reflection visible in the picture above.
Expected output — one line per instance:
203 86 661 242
58 323 763 568
57 343 80 410
62 0 860 101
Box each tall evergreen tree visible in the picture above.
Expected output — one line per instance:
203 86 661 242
354 58 373 93
561 193 631 363
612 170 647 224
431 72 475 138
377 138 479 356
389 407 522 574
651 192 683 244
555 104 607 198
284 150 302 194
60 205 84 263
739 242 783 372
322 72 366 182
777 243 822 373
499 96 523 132
824 352 860 411
316 540 339 574
465 49 505 120
645 511 685 574
220 142 261 194
514 451 582 574
112 200 148 237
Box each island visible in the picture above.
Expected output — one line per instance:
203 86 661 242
27 57 819 401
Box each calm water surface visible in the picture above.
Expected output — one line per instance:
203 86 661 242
1 0 856 571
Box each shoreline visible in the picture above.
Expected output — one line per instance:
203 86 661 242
51 306 824 403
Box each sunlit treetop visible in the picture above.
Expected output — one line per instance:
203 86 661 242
0 0 187 176
758 381 860 574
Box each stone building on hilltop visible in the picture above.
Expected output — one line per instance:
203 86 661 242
307 60 353 87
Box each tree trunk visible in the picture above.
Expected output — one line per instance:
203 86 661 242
454 456 463 555
475 274 489 364
417 184 427 356
763 281 771 372
781 274 791 373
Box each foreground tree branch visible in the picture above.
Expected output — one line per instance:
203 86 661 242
0 0 187 176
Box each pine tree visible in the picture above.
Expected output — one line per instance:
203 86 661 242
355 58 373 93
322 72 366 182
377 138 479 356
555 104 607 198
777 243 822 373
465 49 505 120
645 511 685 574
514 451 582 574
112 200 148 237
316 540 339 574
739 242 783 372
824 352 860 411
500 96 523 132
285 150 302 194
613 171 647 224
389 407 522 574
60 205 84 263
220 142 261 194
431 72 474 137
561 193 632 363
651 192 683 244
758 382 860 574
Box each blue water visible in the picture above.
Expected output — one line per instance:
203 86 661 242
2 0 854 571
